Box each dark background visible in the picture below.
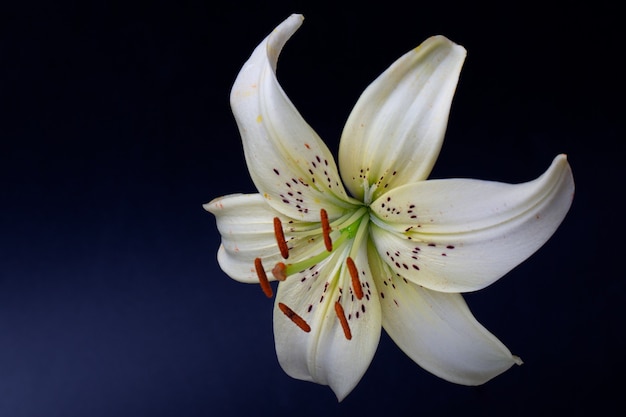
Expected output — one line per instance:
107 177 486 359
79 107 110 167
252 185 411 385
1 1 623 416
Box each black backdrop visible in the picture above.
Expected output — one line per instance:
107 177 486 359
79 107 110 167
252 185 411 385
1 1 623 416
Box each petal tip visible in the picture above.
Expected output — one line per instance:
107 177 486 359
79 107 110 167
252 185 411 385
289 13 304 23
203 197 223 214
230 13 305 105
270 13 305 42
425 35 467 58
550 154 574 185
203 193 245 214
331 384 352 403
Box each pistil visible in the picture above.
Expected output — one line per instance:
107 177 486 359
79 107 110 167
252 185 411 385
259 206 370 337
274 215 363 280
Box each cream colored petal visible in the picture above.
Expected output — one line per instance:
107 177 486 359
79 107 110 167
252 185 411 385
368 246 521 385
204 193 325 283
339 35 466 202
204 193 284 283
230 14 358 221
369 155 574 292
274 227 381 401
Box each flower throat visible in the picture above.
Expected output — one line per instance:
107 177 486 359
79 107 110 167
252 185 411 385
253 206 369 338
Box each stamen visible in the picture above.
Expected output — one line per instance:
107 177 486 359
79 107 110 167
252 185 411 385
320 208 332 252
278 302 311 333
272 262 287 281
254 258 273 298
334 301 352 340
346 257 363 300
273 217 289 259
268 208 368 283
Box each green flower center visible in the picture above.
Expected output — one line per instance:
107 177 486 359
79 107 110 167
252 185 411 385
273 206 369 280
263 205 371 339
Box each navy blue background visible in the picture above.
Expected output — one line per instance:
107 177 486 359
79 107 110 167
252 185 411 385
1 1 623 416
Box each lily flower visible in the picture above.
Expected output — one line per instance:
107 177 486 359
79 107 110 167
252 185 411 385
205 14 574 400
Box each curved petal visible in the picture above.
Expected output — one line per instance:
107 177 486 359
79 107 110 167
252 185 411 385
368 244 521 385
204 193 284 282
338 35 466 202
369 155 574 292
204 193 327 283
274 229 381 401
230 14 358 221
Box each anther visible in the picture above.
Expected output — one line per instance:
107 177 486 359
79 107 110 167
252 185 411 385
334 301 352 340
254 258 273 298
272 262 287 281
320 208 332 252
278 302 311 333
273 217 289 259
346 257 363 300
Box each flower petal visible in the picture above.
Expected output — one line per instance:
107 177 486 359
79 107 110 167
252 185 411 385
204 193 284 282
338 35 466 202
230 14 358 220
273 230 381 401
368 245 521 385
369 155 574 292
205 193 327 283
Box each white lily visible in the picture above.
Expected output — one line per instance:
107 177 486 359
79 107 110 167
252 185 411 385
204 14 574 401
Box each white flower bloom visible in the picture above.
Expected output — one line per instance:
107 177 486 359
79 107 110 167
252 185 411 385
205 14 574 401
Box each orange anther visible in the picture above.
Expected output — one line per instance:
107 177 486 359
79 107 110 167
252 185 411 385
278 302 311 333
273 217 289 259
334 301 352 340
254 258 273 298
320 208 332 252
346 257 363 300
